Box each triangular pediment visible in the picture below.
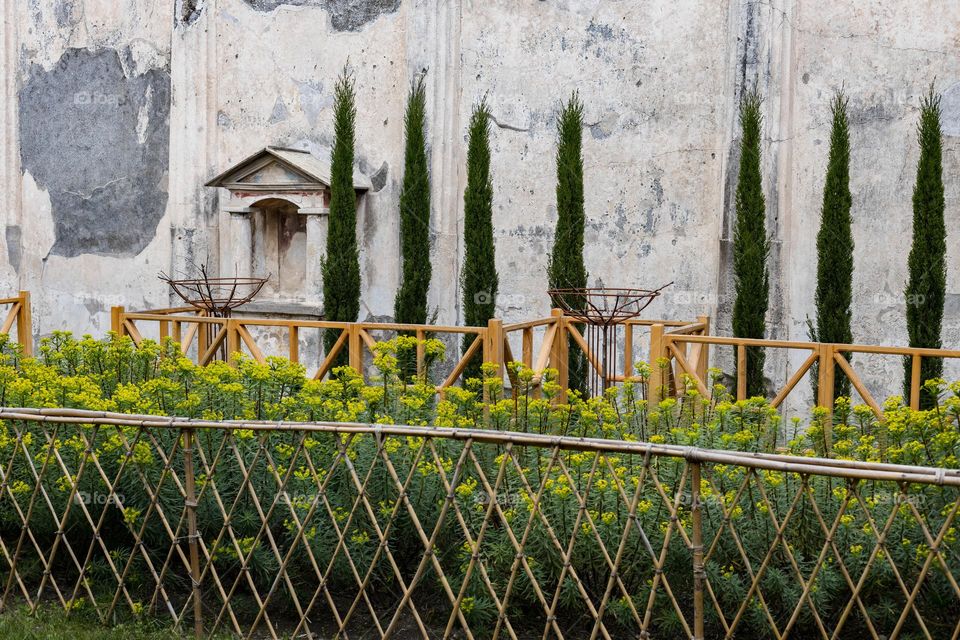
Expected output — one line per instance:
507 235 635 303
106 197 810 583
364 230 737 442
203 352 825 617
206 146 371 192
235 159 315 186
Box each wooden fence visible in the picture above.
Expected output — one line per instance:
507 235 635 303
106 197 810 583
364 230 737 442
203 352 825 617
0 291 32 357
110 306 708 400
658 333 960 417
109 304 960 426
0 407 958 639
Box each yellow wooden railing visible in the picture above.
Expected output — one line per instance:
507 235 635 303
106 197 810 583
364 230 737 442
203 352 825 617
108 302 960 432
0 291 32 356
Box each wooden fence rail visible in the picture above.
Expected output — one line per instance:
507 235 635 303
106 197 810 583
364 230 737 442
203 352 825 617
1 407 958 639
0 291 32 357
109 304 960 430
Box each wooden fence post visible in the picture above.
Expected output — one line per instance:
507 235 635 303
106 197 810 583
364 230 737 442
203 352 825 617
111 305 125 337
817 343 835 455
348 325 363 373
484 318 504 377
695 315 710 381
623 322 634 380
648 323 666 403
549 309 568 402
226 319 241 366
181 428 204 637
16 291 32 357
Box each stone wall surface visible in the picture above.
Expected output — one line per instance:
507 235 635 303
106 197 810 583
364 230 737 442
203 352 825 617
0 0 958 405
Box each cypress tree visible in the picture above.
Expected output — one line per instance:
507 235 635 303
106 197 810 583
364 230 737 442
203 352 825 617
813 91 854 399
904 86 946 409
548 92 588 395
731 89 769 397
461 101 497 380
322 66 361 367
394 76 432 377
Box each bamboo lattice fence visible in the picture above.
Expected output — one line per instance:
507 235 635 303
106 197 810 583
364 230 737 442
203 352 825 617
0 407 959 639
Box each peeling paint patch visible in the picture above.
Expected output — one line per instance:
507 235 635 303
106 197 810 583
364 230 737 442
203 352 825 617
176 0 204 26
268 96 289 124
297 81 327 127
242 0 401 32
942 82 960 137
19 48 171 258
5 226 21 273
370 161 388 192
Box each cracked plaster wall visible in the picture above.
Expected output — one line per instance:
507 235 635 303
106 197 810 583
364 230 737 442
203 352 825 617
0 0 958 408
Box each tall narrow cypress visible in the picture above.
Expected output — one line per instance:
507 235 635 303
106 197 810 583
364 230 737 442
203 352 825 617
548 92 588 395
813 91 854 399
904 86 946 408
322 66 361 367
731 89 769 397
461 101 497 381
394 76 432 377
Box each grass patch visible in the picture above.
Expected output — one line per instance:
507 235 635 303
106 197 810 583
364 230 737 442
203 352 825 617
0 606 197 640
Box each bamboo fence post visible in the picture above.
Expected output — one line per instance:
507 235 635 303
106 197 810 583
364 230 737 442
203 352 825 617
181 427 204 637
691 460 705 640
648 323 665 403
549 310 568 402
16 291 32 357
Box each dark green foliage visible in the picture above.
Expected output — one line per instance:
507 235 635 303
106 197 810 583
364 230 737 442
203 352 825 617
322 66 361 366
394 76 432 325
731 89 769 397
904 86 946 409
548 93 588 395
813 91 854 400
394 76 432 378
460 101 498 380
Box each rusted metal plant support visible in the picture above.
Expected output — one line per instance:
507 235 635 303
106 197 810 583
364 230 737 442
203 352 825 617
548 284 672 395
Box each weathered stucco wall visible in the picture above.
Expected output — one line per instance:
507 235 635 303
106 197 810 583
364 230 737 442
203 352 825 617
1 0 958 403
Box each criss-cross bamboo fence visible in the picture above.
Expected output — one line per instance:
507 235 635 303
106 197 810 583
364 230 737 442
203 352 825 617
0 291 32 357
0 407 958 639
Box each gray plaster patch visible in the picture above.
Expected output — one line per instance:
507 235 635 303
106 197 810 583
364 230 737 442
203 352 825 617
296 81 327 127
176 0 204 26
941 82 960 137
54 0 79 28
19 47 171 258
5 226 21 273
268 96 289 123
369 161 388 192
242 0 400 31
